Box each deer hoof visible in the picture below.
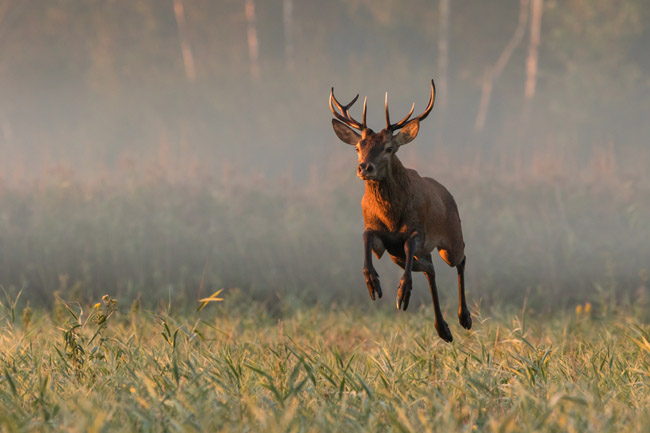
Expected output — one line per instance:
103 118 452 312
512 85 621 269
363 269 382 301
459 310 472 330
396 277 412 311
435 320 453 342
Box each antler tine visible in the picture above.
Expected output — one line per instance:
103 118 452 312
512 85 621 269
391 102 415 131
414 79 436 122
385 90 415 131
385 79 436 131
385 92 390 129
331 88 358 113
330 88 365 130
362 96 367 129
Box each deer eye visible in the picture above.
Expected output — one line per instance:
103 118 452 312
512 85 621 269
385 147 394 153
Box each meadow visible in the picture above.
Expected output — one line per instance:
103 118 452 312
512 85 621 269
0 159 648 310
2 292 650 432
2 1 650 430
0 161 649 432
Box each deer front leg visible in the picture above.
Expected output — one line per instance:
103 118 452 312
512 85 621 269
396 232 422 311
363 231 384 301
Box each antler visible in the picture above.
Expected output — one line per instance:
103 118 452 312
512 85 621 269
385 79 436 131
330 88 367 131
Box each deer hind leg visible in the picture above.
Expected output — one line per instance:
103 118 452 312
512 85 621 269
438 248 462 267
390 255 435 272
422 253 453 343
439 248 471 330
456 256 472 329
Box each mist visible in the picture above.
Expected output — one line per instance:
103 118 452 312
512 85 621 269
0 0 649 311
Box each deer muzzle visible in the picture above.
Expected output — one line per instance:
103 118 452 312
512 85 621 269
357 162 376 179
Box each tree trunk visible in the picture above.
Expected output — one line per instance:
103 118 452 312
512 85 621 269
172 0 196 83
525 0 543 99
0 0 16 167
283 0 294 73
437 0 450 110
475 0 529 132
244 0 260 84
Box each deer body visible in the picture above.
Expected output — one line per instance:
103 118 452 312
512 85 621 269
330 80 470 342
362 160 463 262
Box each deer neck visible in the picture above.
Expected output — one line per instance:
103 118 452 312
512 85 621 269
364 157 411 222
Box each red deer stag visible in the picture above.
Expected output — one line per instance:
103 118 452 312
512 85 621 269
329 79 470 342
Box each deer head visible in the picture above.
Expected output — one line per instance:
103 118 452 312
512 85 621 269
330 80 435 181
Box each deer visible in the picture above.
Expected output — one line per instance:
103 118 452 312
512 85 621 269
329 79 470 342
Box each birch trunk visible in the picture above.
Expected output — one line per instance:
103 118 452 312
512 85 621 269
475 0 529 132
244 0 260 83
172 0 196 83
525 0 543 99
283 0 294 72
437 0 450 110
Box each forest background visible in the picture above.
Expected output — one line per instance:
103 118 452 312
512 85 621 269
0 0 648 311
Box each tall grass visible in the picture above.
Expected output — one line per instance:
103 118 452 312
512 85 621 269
1 294 650 432
1 155 649 431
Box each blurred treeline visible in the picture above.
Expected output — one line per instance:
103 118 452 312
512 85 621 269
1 1 649 310
1 167 648 311
0 0 649 179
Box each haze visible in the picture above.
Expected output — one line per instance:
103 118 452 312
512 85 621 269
0 0 648 311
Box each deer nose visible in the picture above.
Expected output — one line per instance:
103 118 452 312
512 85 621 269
358 162 375 176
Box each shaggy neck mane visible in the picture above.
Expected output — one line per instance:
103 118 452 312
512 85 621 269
364 156 411 220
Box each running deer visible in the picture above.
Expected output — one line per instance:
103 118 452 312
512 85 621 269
329 79 470 342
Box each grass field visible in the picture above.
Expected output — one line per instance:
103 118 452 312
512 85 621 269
1 163 648 310
1 164 649 432
2 292 650 432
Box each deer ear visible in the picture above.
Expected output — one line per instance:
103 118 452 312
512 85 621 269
394 119 420 146
332 119 361 145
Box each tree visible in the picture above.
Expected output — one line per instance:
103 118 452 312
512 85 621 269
172 0 196 83
525 0 543 99
244 0 260 84
475 0 529 132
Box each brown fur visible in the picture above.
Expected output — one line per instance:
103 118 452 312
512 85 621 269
361 156 464 267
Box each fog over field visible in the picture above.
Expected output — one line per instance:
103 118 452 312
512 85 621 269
0 0 649 310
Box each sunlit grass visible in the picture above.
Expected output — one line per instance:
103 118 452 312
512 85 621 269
1 294 650 432
0 165 648 431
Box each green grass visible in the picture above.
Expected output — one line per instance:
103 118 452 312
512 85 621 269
2 294 650 432
1 166 649 431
